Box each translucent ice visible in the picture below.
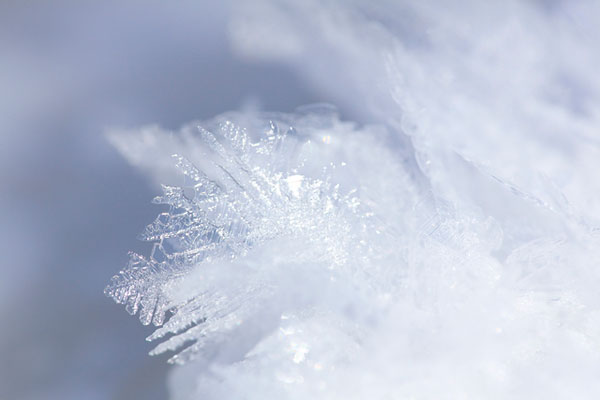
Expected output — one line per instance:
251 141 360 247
107 0 600 398
107 103 600 399
106 108 395 364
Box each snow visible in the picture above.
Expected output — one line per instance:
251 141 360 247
104 1 600 399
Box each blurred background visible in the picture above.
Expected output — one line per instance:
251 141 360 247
0 1 332 399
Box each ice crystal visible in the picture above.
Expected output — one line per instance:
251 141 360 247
105 107 375 364
105 0 600 397
108 104 600 399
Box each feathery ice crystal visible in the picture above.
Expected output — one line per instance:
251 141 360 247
107 106 600 399
105 107 392 364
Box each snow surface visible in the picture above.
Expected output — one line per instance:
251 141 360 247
106 1 600 399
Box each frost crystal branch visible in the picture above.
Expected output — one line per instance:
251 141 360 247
106 104 600 399
105 109 369 364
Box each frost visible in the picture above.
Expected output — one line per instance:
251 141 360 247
106 0 600 398
107 106 600 398
105 108 379 364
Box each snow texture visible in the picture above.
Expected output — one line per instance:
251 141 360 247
106 107 381 364
107 1 600 399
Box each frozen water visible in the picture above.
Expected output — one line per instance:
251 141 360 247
106 0 600 399
108 104 600 398
106 108 386 364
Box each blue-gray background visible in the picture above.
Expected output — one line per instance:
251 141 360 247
0 2 333 399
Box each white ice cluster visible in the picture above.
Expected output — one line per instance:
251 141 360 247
107 1 600 399
106 107 382 364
